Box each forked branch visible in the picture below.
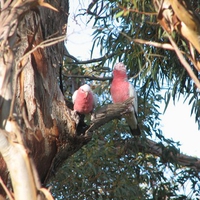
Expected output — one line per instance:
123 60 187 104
82 98 200 172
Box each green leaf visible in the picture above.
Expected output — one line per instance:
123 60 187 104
115 10 124 18
163 92 171 114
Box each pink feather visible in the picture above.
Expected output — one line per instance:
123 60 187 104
110 62 141 135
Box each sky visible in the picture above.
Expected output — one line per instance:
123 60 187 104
66 1 200 157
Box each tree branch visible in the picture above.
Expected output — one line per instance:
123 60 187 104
85 98 200 172
133 38 175 51
127 138 200 172
86 97 134 134
0 177 13 200
45 98 134 181
166 33 200 89
64 49 131 65
64 74 112 81
47 97 200 181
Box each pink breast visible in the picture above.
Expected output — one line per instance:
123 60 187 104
111 81 129 103
74 91 94 114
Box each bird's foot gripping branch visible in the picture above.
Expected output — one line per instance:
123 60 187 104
85 97 136 136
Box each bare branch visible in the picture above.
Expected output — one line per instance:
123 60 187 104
0 177 14 200
86 97 135 134
47 97 200 180
19 35 66 64
120 32 200 88
84 99 200 171
45 98 134 180
127 138 200 172
64 51 112 64
64 74 112 81
133 38 174 51
64 49 131 65
166 33 200 89
118 5 157 16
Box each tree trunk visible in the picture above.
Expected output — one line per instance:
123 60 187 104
0 0 73 197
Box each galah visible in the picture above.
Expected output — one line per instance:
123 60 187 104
72 84 97 114
110 62 141 135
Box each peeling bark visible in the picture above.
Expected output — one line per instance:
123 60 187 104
0 0 70 197
0 129 37 200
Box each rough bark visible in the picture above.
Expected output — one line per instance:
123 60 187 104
0 0 70 197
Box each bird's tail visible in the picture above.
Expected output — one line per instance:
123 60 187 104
125 112 141 136
129 125 141 136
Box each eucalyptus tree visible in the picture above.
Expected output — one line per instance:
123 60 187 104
0 0 200 199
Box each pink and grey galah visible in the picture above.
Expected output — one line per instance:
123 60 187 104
72 84 97 114
110 62 141 135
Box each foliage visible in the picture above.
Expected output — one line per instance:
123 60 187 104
49 129 200 199
51 0 200 199
89 0 199 122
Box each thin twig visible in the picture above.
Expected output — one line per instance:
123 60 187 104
133 38 200 74
121 32 200 79
64 51 123 65
118 5 158 16
133 38 174 51
166 33 200 89
0 177 14 200
19 35 66 64
63 74 112 81
119 31 174 51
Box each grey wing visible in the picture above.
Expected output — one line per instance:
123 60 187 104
128 83 138 114
92 92 98 108
127 83 141 135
